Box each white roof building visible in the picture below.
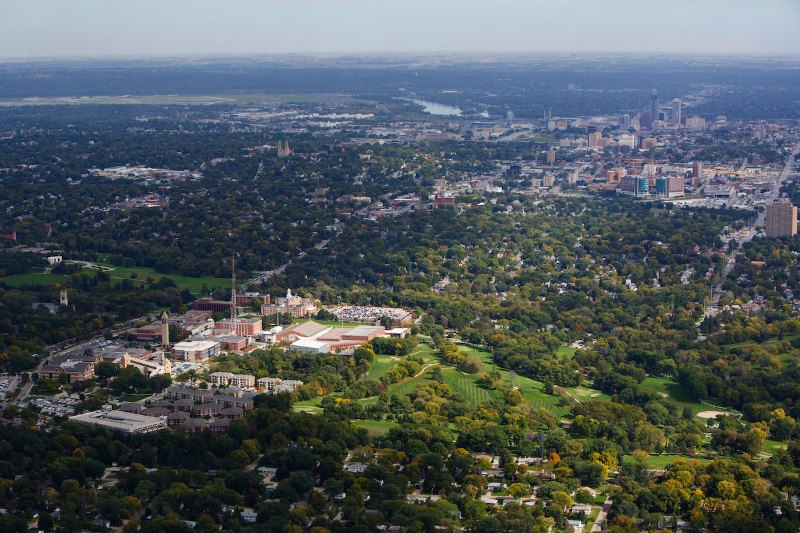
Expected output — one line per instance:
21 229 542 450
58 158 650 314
70 409 167 434
290 338 330 354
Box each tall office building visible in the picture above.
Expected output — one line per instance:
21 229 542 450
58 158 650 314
766 202 798 238
650 89 659 125
691 161 703 186
671 99 682 128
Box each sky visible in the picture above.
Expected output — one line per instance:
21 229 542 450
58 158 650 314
0 0 798 58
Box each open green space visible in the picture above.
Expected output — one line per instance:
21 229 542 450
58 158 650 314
639 377 735 418
119 394 150 402
90 262 231 294
352 419 398 435
440 367 496 406
1 272 70 287
623 454 711 469
360 356 398 382
293 396 326 414
456 344 602 416
763 439 789 456
555 345 577 359
1 261 231 295
722 335 800 350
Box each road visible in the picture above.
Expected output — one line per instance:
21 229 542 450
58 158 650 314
706 145 799 317
240 231 340 291
591 497 612 532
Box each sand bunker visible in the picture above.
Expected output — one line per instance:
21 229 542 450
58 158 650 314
697 410 727 419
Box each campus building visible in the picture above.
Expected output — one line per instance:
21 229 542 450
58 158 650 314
70 409 167 434
171 340 220 362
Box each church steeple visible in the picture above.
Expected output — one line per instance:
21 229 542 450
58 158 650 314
161 310 170 347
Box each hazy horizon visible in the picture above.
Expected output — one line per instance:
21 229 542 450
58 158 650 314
1 0 799 59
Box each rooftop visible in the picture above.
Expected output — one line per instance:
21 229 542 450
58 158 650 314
70 410 166 432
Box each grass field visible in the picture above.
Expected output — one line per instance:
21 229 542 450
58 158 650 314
556 345 577 359
622 454 711 469
639 377 735 418
723 335 800 350
294 342 616 420
360 356 398 382
763 439 789 455
440 367 496 405
293 396 325 414
1 261 231 295
455 344 603 416
1 272 70 287
353 419 398 435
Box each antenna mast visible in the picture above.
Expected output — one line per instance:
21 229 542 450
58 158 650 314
231 255 238 320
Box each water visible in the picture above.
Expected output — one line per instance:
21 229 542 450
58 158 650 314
409 99 462 116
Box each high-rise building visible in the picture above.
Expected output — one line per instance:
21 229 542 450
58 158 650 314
506 110 515 122
655 176 685 197
671 99 682 128
692 162 704 187
547 147 556 164
588 132 602 148
650 89 659 126
766 202 798 238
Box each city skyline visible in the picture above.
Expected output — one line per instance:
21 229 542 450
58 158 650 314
0 0 799 59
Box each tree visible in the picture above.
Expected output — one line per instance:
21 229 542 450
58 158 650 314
507 482 531 498
38 511 54 532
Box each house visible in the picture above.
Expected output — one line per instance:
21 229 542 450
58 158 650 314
166 386 212 403
345 462 369 473
565 519 585 532
221 406 243 419
240 511 257 523
167 411 189 427
209 418 231 434
183 418 206 432
571 504 593 515
191 403 222 417
258 467 278 479
140 407 169 418
173 398 194 412
212 395 254 410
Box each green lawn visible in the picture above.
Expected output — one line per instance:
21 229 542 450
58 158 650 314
120 394 150 402
456 344 583 416
441 368 496 406
639 377 735 418
723 335 800 350
360 356 398 382
410 343 439 363
556 345 577 359
89 262 230 294
1 272 70 287
295 342 608 419
623 454 711 469
1 262 231 295
353 419 398 435
293 396 326 414
763 439 789 455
